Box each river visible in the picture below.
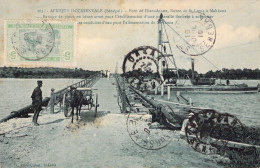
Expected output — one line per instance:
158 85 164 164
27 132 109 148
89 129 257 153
0 78 259 127
155 79 260 126
0 78 83 119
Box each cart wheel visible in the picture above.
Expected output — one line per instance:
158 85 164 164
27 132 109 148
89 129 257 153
63 93 72 117
94 93 98 117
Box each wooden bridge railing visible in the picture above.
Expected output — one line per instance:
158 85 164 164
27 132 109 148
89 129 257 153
49 72 101 113
115 74 128 113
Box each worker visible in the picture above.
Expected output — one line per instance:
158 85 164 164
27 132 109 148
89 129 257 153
151 80 156 89
226 79 230 86
31 80 43 126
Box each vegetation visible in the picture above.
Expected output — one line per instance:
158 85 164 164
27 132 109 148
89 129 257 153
0 67 98 78
123 69 160 79
204 68 260 79
163 68 260 80
1 66 259 80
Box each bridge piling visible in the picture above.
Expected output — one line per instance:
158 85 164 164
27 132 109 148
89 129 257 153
50 88 55 114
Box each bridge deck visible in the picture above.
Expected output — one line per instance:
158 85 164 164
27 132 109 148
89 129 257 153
91 77 121 114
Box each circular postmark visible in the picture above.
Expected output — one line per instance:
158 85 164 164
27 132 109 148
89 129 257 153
174 12 216 56
185 109 245 155
11 19 55 61
126 113 174 150
122 46 168 89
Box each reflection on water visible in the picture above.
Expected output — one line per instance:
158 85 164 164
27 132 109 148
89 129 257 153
0 78 83 119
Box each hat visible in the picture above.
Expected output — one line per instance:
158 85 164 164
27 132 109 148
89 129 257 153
188 113 194 118
70 86 76 90
37 80 42 83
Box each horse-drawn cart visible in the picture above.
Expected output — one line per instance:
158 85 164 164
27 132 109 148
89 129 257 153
62 87 99 121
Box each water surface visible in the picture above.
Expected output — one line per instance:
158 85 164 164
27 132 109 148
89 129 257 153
155 80 260 126
0 78 83 119
0 78 259 127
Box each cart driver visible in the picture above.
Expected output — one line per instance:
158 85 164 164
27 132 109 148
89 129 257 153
31 80 43 126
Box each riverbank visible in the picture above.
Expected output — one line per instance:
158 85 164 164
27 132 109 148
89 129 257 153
0 112 225 168
0 78 227 168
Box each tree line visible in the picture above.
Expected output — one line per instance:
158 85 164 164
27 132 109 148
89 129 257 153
163 68 260 80
0 67 98 78
1 66 259 79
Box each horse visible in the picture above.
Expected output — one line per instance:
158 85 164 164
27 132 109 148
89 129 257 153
67 87 84 123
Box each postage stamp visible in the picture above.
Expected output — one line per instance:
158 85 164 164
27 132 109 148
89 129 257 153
4 20 77 66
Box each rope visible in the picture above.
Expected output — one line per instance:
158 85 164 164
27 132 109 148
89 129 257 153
201 55 220 70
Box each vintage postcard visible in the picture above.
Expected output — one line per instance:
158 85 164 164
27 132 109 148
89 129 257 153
0 0 259 168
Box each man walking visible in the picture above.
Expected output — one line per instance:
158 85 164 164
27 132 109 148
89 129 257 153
31 80 43 126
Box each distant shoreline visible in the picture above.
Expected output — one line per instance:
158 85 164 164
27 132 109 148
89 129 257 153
0 77 87 79
0 67 98 79
0 67 260 80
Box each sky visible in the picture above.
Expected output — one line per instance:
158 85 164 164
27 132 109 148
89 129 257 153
0 0 259 73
